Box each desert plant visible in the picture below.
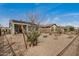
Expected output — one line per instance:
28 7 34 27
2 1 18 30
26 12 41 46
25 12 41 47
69 26 75 31
26 31 40 46
49 32 52 35
65 26 75 32
43 35 48 38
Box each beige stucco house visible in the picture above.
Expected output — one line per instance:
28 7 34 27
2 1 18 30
39 24 58 33
9 20 36 34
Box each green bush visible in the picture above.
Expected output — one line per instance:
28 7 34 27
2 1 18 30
26 31 40 46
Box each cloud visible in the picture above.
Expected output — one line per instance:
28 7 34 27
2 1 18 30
52 17 60 22
58 13 79 17
44 18 50 24
50 13 79 27
0 18 10 27
41 17 51 25
34 4 62 15
40 12 79 27
66 21 79 27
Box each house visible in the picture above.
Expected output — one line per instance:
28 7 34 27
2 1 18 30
39 25 51 33
50 24 58 33
39 24 58 33
9 20 37 34
0 27 11 36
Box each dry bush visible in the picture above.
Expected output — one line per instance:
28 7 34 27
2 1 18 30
54 34 58 40
43 35 48 38
49 32 52 35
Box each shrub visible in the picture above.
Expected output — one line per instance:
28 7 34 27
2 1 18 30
43 35 48 38
26 31 40 46
49 32 52 35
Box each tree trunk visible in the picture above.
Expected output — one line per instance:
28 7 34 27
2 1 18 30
21 25 27 49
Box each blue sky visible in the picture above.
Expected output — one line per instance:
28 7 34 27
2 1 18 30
0 3 79 27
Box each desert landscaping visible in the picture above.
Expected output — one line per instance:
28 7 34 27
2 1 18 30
0 19 79 56
0 32 79 56
0 3 79 56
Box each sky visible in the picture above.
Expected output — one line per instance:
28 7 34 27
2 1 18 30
0 3 79 27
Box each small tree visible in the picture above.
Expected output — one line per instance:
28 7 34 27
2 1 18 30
69 26 75 31
64 28 67 33
26 13 40 46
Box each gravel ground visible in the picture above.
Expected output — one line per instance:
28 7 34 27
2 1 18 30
26 34 76 56
61 35 79 56
0 33 77 56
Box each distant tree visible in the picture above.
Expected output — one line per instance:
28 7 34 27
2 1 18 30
64 28 67 32
65 26 75 32
69 26 75 31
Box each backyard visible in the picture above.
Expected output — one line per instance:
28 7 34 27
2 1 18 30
0 33 78 56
